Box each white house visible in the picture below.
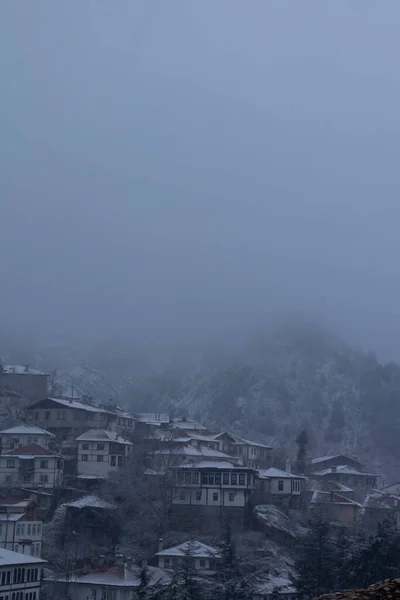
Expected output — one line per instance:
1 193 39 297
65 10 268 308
0 547 46 600
172 460 256 508
0 426 55 452
0 498 43 558
257 468 305 496
76 429 133 479
0 444 64 489
45 561 170 600
155 540 220 572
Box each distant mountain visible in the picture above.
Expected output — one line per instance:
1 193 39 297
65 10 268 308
37 320 400 480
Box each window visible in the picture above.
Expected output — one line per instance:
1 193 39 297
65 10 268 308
278 480 284 491
179 492 185 501
27 524 31 535
32 525 36 536
20 524 25 535
34 543 40 557
223 473 229 485
62 412 66 420
56 411 61 420
92 589 97 598
177 471 185 483
6 460 15 469
229 492 235 502
292 480 300 492
201 473 208 485
34 412 39 420
97 444 105 451
45 411 50 420
82 443 89 450
74 412 80 420
110 456 116 466
97 455 104 462
164 558 171 568
239 474 245 485
215 473 221 485
196 491 201 501
16 524 21 536
208 473 214 485
199 559 206 568
81 455 88 462
231 473 237 485
40 475 48 483
213 492 218 501
117 456 123 467
192 472 199 484
184 472 191 484
37 524 41 535
40 460 48 469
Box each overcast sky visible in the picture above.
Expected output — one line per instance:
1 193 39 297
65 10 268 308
2 1 400 359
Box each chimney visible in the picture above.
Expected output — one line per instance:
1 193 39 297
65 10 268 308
158 538 163 553
285 459 291 474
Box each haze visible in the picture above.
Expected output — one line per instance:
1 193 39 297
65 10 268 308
2 1 400 360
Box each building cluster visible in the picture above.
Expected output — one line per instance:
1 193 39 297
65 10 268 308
0 364 399 600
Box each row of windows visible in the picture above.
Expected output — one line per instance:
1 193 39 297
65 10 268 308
13 543 40 557
15 523 42 537
82 443 105 451
0 593 36 600
0 567 39 586
3 474 49 485
80 455 124 466
163 557 210 568
179 490 236 502
175 471 252 486
6 459 58 470
34 410 106 422
91 589 116 599
236 446 269 457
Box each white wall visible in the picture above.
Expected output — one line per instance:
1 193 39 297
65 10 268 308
0 456 63 488
0 520 43 556
172 487 246 507
77 440 130 478
269 478 301 495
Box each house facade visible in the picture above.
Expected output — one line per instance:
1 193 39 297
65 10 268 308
0 444 64 489
0 427 55 452
27 398 116 441
310 491 360 525
0 547 45 600
311 455 364 473
212 433 272 469
76 430 132 479
0 366 49 401
311 466 379 491
0 499 43 558
255 468 305 508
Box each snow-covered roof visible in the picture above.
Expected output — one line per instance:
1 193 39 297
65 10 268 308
311 490 361 506
46 565 170 587
0 547 46 565
2 365 48 376
311 454 362 465
159 445 234 459
170 420 208 431
258 468 305 480
178 460 245 470
76 429 132 445
0 425 55 437
34 397 114 414
0 514 24 522
232 435 273 449
312 465 378 477
133 413 170 424
156 540 220 558
65 496 116 510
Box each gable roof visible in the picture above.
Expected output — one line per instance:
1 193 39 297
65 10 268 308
3 443 61 457
258 468 305 480
312 465 378 477
156 540 220 558
0 425 55 437
311 454 363 466
28 397 114 414
158 445 234 460
232 435 273 449
46 565 170 587
311 490 361 506
75 429 132 445
178 460 248 470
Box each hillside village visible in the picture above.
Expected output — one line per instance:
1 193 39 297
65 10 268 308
0 364 399 599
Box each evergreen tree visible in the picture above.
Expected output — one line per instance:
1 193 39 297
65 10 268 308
332 527 352 591
294 430 308 475
214 518 254 600
295 518 336 599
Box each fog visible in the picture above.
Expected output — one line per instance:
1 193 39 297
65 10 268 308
2 1 400 359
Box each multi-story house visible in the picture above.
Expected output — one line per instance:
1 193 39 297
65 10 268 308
0 444 64 490
26 397 118 441
311 465 379 492
0 365 49 401
255 468 305 508
170 460 257 530
0 498 43 557
0 547 45 600
311 455 364 473
168 419 212 438
0 426 55 452
76 430 133 479
212 433 273 469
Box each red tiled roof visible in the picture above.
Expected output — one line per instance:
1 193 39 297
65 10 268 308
4 443 57 456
